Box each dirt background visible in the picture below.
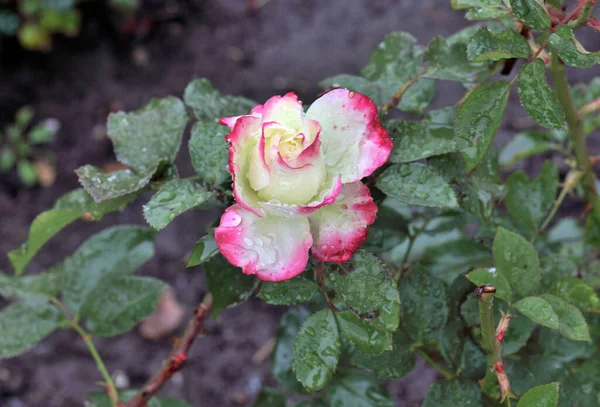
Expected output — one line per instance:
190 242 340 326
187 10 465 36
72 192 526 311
0 0 598 406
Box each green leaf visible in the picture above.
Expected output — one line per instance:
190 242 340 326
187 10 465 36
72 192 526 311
466 267 512 302
63 226 156 313
376 163 458 208
336 311 392 354
292 309 340 392
422 380 482 407
8 209 82 275
363 198 409 253
459 338 487 380
361 32 435 113
467 27 530 62
518 59 565 129
320 75 389 106
184 78 255 121
502 310 535 356
258 276 319 306
548 27 600 68
439 319 466 372
327 250 400 331
558 358 600 407
540 255 578 291
505 162 558 237
186 234 219 267
323 369 394 407
53 188 138 221
143 179 213 230
0 301 61 359
251 387 287 407
204 254 257 318
0 266 63 300
388 107 457 163
107 97 187 172
17 159 37 187
28 119 59 144
493 227 540 297
499 131 555 167
455 81 511 172
350 329 416 379
547 277 600 312
88 391 191 407
517 383 559 407
399 264 448 343
84 276 166 337
465 6 510 20
0 148 16 172
188 121 231 185
515 296 559 330
273 307 311 394
424 36 495 86
76 165 155 202
541 294 590 341
510 0 551 30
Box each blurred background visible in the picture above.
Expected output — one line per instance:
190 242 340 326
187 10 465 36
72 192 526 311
0 0 598 406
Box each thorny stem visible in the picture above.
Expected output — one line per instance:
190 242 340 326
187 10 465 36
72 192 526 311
381 71 429 114
125 293 213 407
414 348 454 379
69 321 120 407
316 262 339 312
549 52 600 222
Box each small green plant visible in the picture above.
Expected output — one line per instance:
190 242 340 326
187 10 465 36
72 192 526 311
1 1 600 407
0 105 59 187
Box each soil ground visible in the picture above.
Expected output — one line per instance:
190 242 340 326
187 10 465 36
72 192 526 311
0 0 598 406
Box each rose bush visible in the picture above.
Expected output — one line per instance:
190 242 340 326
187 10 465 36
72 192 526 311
215 90 392 281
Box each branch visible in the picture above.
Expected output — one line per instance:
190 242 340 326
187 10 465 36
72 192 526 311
316 262 338 312
125 293 214 407
381 71 428 114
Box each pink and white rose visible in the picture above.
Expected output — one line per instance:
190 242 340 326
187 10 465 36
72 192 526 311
214 89 392 281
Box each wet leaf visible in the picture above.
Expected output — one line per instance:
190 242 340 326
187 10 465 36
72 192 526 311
467 27 530 62
204 254 258 317
83 276 166 337
273 307 311 394
465 6 510 20
0 266 63 301
389 107 457 163
422 380 482 407
455 81 511 172
493 227 540 297
466 267 512 302
108 97 187 172
324 369 394 407
259 276 319 306
518 59 565 129
515 296 559 330
558 358 600 407
88 391 191 407
336 311 392 354
376 163 458 209
63 226 156 313
351 329 416 379
547 277 600 312
510 0 551 30
188 121 231 185
54 188 139 221
76 165 155 202
517 382 559 407
327 250 400 332
292 309 340 392
143 179 213 230
0 301 61 359
399 264 448 344
186 234 219 267
505 162 558 237
184 78 256 121
548 27 600 68
540 255 578 291
501 309 534 356
499 132 555 167
541 294 590 341
251 387 287 407
8 209 83 276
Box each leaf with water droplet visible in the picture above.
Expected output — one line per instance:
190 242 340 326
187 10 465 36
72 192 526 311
327 251 400 332
184 78 256 121
518 59 565 130
188 121 231 185
323 369 394 407
335 311 392 355
548 27 600 68
292 309 340 392
351 329 415 379
541 294 590 341
273 307 310 394
510 0 551 30
377 163 458 209
493 227 540 297
499 131 555 167
204 254 258 318
516 382 559 407
455 81 510 173
75 165 157 203
547 277 600 313
466 267 512 302
259 275 319 306
515 296 560 330
422 380 483 407
467 27 530 62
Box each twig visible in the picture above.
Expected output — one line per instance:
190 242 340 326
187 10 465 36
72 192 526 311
125 293 214 407
381 71 429 114
580 97 600 117
414 348 454 379
316 262 338 312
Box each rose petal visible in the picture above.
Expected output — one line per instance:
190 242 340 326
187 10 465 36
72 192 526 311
309 181 377 262
219 104 265 130
262 92 305 132
306 89 392 183
215 204 313 281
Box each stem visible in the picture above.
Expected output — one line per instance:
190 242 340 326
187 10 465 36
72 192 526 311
69 321 120 407
415 348 454 379
540 170 585 232
477 286 500 366
381 71 429 114
580 97 600 117
316 262 338 312
549 52 600 222
125 293 213 407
